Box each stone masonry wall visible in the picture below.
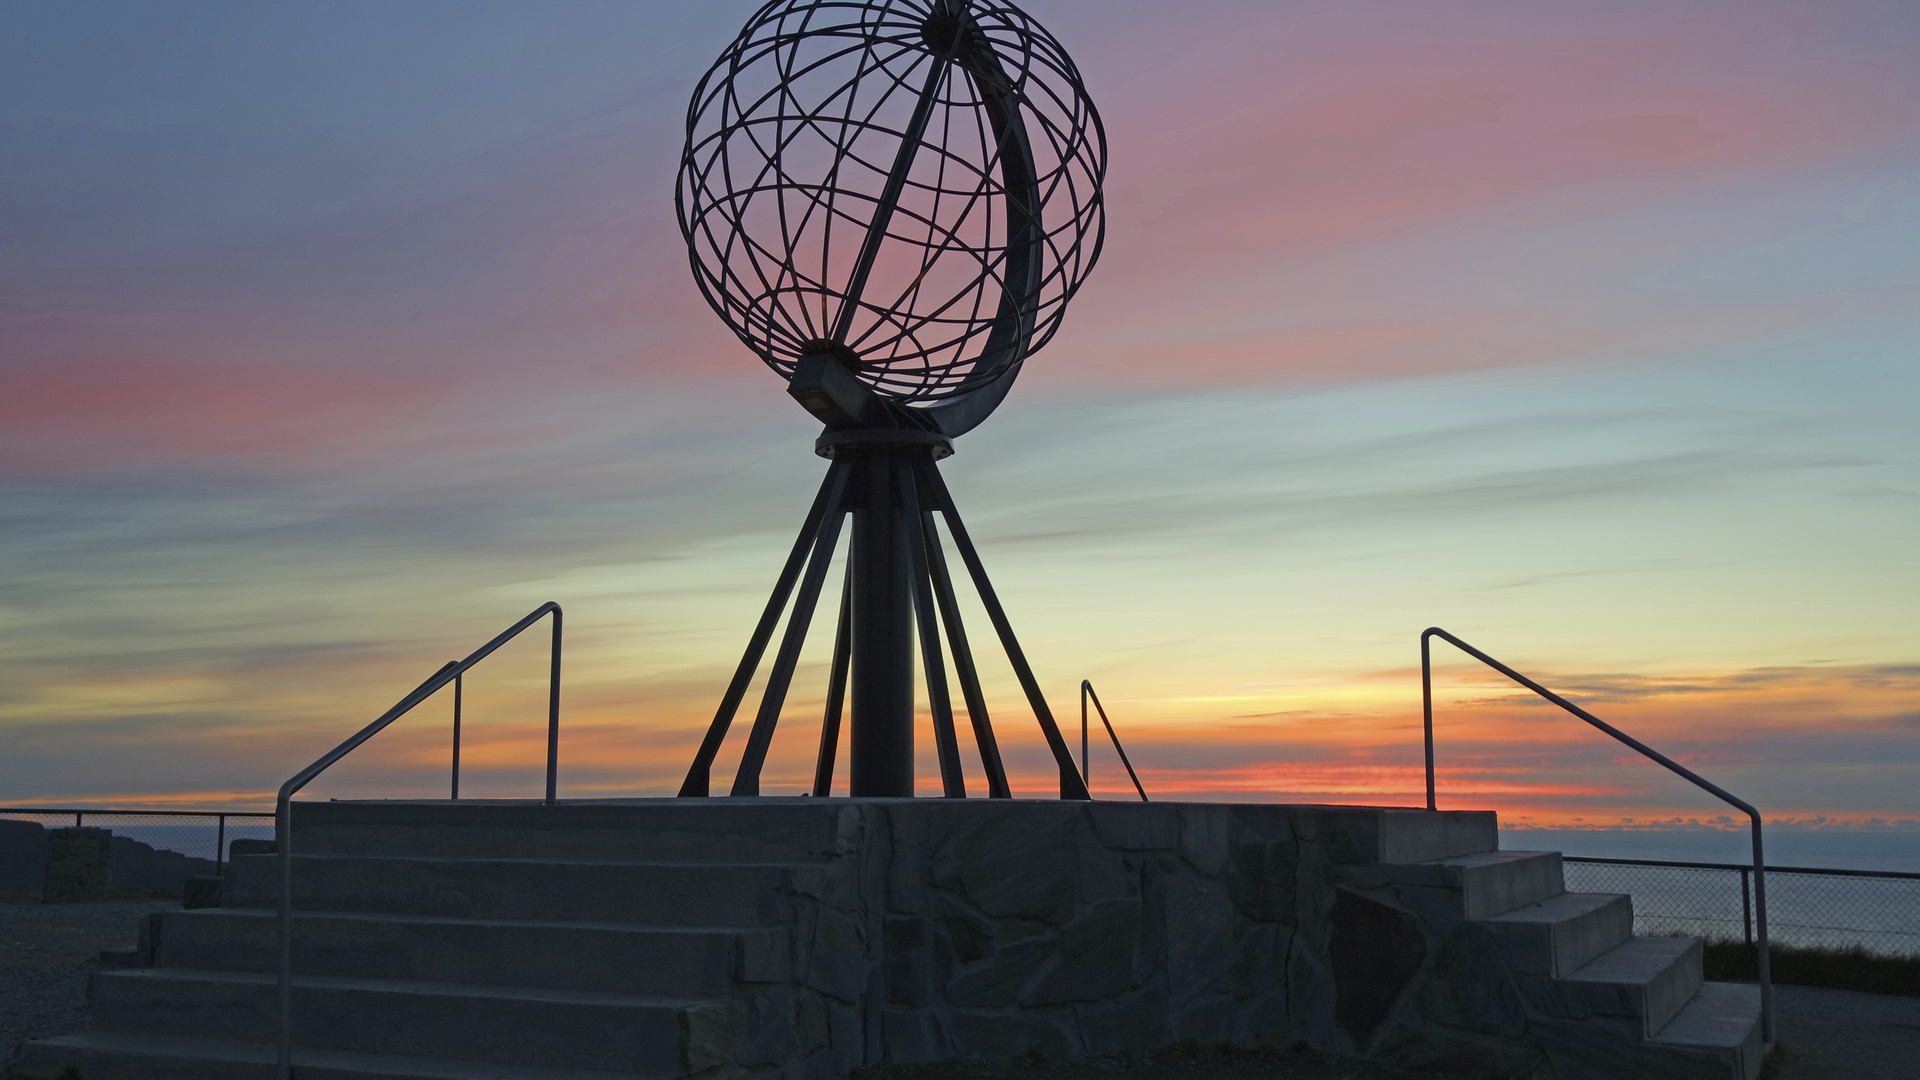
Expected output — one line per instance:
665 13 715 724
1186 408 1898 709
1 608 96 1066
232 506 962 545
728 800 1515 1080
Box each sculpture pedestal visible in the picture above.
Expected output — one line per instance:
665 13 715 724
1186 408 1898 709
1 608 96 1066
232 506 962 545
14 798 1762 1080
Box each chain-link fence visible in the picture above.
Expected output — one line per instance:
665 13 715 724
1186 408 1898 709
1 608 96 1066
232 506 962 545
1565 856 1920 958
1 808 275 872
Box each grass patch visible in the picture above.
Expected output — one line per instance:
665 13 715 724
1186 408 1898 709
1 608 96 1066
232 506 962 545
1703 940 1920 996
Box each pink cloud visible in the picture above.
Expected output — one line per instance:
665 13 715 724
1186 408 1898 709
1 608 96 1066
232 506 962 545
0 359 443 476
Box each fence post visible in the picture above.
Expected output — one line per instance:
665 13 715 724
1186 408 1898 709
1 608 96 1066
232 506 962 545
74 812 83 827
217 814 227 876
1740 867 1752 946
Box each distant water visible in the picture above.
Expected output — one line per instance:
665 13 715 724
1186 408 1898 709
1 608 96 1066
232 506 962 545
1501 827 1920 873
1503 827 1920 955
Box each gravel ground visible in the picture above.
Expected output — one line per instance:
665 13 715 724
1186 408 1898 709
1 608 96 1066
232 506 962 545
1766 983 1920 1080
0 899 176 1071
855 1047 1432 1080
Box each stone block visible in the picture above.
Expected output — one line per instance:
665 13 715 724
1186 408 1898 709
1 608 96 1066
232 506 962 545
1329 887 1428 1049
948 932 1056 1009
44 827 112 902
1177 807 1231 874
682 1001 742 1075
884 916 939 1007
1085 801 1178 851
1228 922 1289 1000
881 1007 947 1063
1075 824 1136 906
1415 922 1527 1036
1076 987 1168 1053
942 908 993 965
1160 872 1236 1002
947 1009 1027 1059
0 818 48 899
229 837 274 858
802 907 868 1002
737 928 792 983
1229 840 1298 922
936 805 1078 923
182 875 222 910
1030 901 1141 1004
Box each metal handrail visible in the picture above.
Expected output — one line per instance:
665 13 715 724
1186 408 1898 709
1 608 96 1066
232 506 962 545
275 601 563 1079
0 807 276 875
1564 855 1920 880
1078 681 1148 801
1421 626 1773 1044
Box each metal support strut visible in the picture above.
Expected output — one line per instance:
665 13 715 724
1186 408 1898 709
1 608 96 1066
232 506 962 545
678 447 1085 800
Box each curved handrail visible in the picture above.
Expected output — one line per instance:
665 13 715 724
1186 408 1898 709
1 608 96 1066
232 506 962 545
275 601 563 1079
1079 680 1148 802
1420 626 1772 1044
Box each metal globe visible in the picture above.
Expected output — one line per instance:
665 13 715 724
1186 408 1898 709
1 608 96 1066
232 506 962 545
677 0 1105 420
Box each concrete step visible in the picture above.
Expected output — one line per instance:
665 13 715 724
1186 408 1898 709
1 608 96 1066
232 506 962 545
1338 849 1564 918
221 853 796 926
284 798 848 862
1537 935 1705 1038
1295 807 1498 864
1651 982 1766 1080
1434 849 1564 918
11 1031 661 1080
1483 891 1634 976
87 968 730 1075
150 908 787 994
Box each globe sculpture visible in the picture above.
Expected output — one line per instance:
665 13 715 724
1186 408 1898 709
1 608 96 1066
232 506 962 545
676 0 1105 799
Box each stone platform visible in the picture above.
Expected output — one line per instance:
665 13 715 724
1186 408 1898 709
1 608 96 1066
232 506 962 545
11 799 1763 1080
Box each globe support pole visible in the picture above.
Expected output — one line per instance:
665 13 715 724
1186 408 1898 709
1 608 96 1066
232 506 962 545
848 448 918 797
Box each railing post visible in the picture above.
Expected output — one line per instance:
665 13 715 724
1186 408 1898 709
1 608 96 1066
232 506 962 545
1421 630 1436 812
1740 867 1752 946
1750 818 1774 1044
545 607 562 805
276 791 293 1079
451 671 462 801
1081 682 1090 787
75 811 83 827
216 814 227 876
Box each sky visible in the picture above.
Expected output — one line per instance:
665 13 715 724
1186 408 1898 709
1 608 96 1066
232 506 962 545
4 0 1918 850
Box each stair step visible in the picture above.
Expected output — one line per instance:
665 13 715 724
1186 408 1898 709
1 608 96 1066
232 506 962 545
1437 849 1564 918
10 1031 661 1080
1348 849 1564 917
1483 892 1634 976
285 798 846 862
1297 807 1498 864
1547 936 1704 1037
1652 982 1765 1080
221 853 799 925
152 908 786 994
88 967 727 1074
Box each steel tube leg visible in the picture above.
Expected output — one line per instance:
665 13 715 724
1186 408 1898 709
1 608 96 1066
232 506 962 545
814 562 854 796
732 479 851 796
850 453 915 796
902 467 966 797
920 509 1011 797
680 460 848 796
919 460 1090 799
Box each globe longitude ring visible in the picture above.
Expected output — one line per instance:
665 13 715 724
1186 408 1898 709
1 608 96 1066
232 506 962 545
676 0 1106 437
